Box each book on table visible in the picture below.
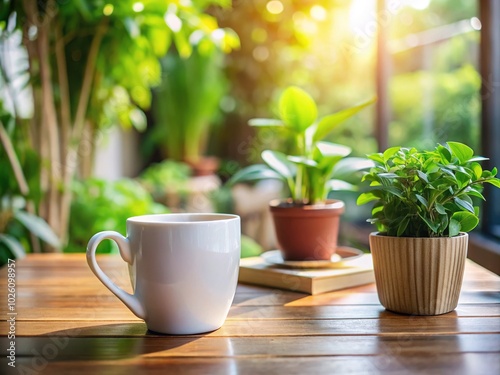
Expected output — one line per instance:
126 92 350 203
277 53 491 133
238 252 375 295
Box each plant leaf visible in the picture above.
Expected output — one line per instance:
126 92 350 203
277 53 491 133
326 179 356 191
316 141 351 157
279 86 317 133
448 219 461 237
467 188 485 200
450 211 479 233
416 194 428 208
357 192 379 205
417 170 429 183
313 97 376 142
287 156 318 168
331 157 374 183
0 234 26 259
397 215 410 237
435 203 447 215
447 142 474 163
418 213 439 233
383 146 401 162
470 162 483 180
453 197 475 213
262 150 296 179
248 118 284 127
367 153 385 164
227 164 282 186
14 211 61 248
485 178 500 188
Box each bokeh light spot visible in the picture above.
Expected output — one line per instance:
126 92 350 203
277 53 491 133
266 0 284 15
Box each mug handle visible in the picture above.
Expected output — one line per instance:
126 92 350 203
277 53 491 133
86 231 146 320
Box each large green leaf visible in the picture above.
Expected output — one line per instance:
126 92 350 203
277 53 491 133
330 157 374 182
450 211 479 233
326 179 356 191
485 178 500 188
227 164 282 186
357 192 380 205
453 197 475 213
262 150 296 179
287 156 318 168
278 86 317 133
313 97 376 142
316 142 351 157
0 234 25 259
447 142 474 163
14 211 61 248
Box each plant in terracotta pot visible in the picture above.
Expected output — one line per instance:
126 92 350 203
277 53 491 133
357 142 500 315
229 86 375 261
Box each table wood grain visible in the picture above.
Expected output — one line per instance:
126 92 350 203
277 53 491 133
1 254 499 374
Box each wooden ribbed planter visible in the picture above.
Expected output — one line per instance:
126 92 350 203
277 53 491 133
369 232 468 316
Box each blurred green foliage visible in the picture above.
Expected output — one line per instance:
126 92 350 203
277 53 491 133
65 179 168 254
146 42 236 163
1 102 60 263
139 160 192 202
390 64 480 150
59 0 235 132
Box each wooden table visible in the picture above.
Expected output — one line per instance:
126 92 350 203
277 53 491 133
1 254 499 374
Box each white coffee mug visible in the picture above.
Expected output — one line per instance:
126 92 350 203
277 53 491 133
86 213 240 335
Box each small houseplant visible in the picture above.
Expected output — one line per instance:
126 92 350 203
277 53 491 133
358 142 500 315
230 86 375 260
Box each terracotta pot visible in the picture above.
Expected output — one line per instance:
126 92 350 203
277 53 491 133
187 156 220 177
369 232 468 316
269 199 345 261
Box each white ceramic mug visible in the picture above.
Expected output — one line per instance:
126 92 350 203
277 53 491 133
86 213 240 335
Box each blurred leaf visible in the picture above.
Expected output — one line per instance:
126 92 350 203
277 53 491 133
14 211 61 248
313 97 376 142
262 150 296 179
279 86 317 133
0 234 25 259
227 164 282 186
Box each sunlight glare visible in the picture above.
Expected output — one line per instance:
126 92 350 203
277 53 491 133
407 0 431 10
165 13 182 32
470 17 481 30
310 5 327 21
103 4 114 16
349 0 376 35
133 2 144 12
266 1 284 15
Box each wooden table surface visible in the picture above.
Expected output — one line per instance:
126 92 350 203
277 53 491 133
0 254 499 374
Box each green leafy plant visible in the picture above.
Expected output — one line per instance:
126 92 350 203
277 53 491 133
0 197 60 264
357 142 500 237
1 0 235 250
148 33 239 164
229 86 375 204
65 178 168 254
139 160 192 201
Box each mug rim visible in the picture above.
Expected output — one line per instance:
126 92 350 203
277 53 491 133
126 213 240 225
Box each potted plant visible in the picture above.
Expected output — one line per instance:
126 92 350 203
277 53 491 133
358 142 500 315
229 86 375 261
149 31 239 176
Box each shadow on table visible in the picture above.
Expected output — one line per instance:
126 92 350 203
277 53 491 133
11 322 216 361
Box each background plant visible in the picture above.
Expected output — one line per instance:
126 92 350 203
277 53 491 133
229 86 374 205
357 142 500 237
0 101 59 263
0 0 235 250
146 32 239 164
66 178 168 254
